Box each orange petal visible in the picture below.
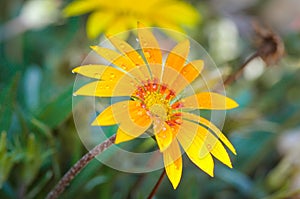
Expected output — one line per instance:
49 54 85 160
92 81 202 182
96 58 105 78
72 65 126 82
154 122 174 152
163 140 182 189
107 35 151 80
182 112 236 155
162 39 190 85
182 92 239 110
137 22 162 79
171 60 204 93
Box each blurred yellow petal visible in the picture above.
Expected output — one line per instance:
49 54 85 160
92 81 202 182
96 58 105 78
137 22 162 79
63 0 101 17
87 11 114 39
72 65 126 82
171 60 204 93
106 18 133 38
182 112 236 155
154 122 174 152
162 39 190 85
163 140 182 189
183 92 239 110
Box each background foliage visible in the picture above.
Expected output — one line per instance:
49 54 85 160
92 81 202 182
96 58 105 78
1 0 300 198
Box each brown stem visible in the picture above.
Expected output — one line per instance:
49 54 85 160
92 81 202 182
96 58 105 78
223 52 259 86
46 134 116 199
147 170 166 199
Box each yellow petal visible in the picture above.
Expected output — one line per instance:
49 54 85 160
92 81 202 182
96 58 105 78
171 60 204 93
74 78 135 97
137 22 162 79
106 17 132 37
91 46 136 72
182 92 239 110
182 112 236 155
63 0 102 17
154 122 173 152
72 65 125 82
87 11 114 39
162 39 190 85
176 120 214 176
163 140 182 189
92 104 117 126
107 35 150 80
115 127 141 144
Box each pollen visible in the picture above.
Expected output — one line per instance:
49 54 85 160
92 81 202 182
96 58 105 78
133 80 181 123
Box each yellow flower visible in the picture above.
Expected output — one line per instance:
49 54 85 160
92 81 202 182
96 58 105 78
63 0 200 39
72 23 238 189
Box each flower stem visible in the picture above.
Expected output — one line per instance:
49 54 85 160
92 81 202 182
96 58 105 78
147 170 166 199
223 52 259 86
46 134 116 199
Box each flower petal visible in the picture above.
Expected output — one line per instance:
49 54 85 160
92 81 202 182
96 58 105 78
163 140 182 189
115 127 140 144
107 35 150 80
87 11 114 39
182 112 236 155
137 22 162 79
154 122 174 152
182 92 239 110
72 65 125 81
162 39 190 85
74 79 135 97
91 46 145 80
171 60 204 93
63 0 102 17
176 120 215 176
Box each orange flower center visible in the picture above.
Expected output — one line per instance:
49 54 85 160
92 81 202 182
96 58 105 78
133 80 183 126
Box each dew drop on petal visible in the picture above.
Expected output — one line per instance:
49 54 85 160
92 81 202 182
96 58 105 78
105 85 110 89
119 43 125 49
94 73 101 78
144 51 151 59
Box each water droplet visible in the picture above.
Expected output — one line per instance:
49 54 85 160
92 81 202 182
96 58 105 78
207 144 212 150
143 41 148 47
94 73 101 78
162 127 167 131
105 85 110 89
120 43 125 49
137 111 143 116
136 38 139 42
110 73 116 78
73 93 77 96
144 51 151 58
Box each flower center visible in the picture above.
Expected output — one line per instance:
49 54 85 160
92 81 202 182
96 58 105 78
133 80 183 126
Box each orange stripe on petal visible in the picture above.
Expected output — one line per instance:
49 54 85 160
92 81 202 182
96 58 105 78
163 39 190 84
182 92 239 110
163 140 182 189
137 22 162 79
182 112 236 155
171 60 204 93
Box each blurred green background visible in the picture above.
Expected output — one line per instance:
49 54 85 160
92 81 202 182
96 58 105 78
1 0 300 198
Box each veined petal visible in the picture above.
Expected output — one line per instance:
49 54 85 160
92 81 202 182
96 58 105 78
72 65 125 81
176 120 215 176
182 112 236 155
91 46 145 80
171 60 204 93
63 0 102 17
163 140 182 189
87 11 114 39
154 122 173 152
162 39 190 85
74 78 135 97
182 92 239 110
107 35 151 80
137 22 162 79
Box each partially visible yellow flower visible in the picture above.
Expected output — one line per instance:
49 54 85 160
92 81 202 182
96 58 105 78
63 0 200 39
73 23 238 189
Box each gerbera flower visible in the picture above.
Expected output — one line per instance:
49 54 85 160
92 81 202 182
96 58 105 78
63 0 199 39
72 23 238 189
